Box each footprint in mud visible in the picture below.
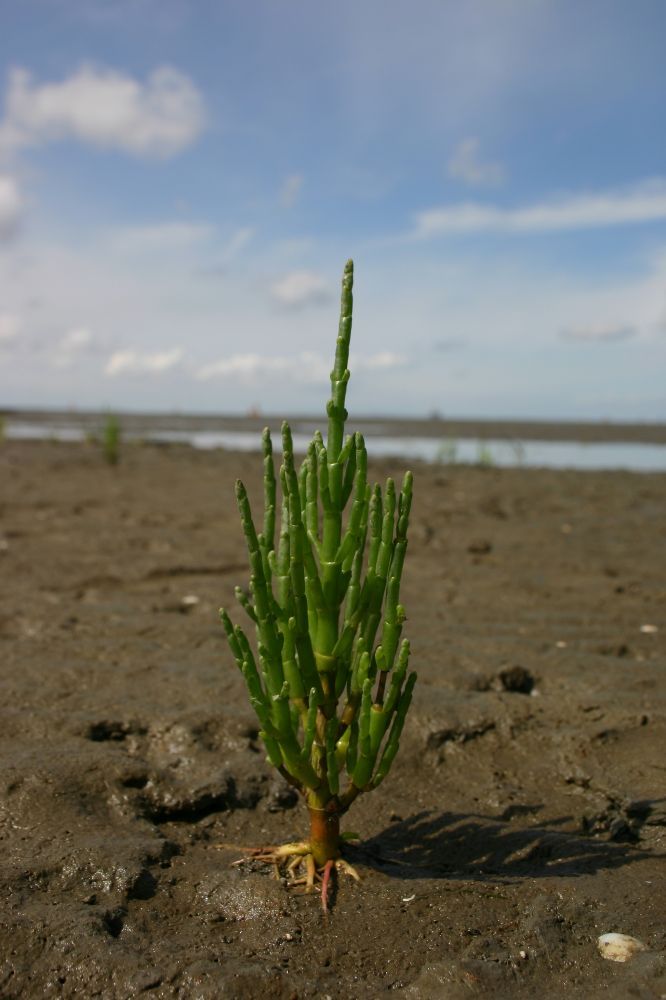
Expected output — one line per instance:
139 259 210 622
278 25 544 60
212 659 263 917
83 714 275 825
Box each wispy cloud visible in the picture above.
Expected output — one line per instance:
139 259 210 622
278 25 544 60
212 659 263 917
559 323 638 343
280 173 304 208
356 352 407 371
60 327 93 351
0 173 22 238
0 65 205 159
196 351 406 383
51 327 96 367
223 226 254 260
0 313 21 343
192 226 254 278
197 350 327 383
105 347 183 376
104 221 214 253
270 270 328 307
448 137 504 187
414 180 666 238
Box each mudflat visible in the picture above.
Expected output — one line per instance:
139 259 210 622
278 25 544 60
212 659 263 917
1 439 664 999
7 408 666 443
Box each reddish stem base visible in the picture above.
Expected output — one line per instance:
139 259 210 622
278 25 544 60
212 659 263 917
308 804 341 867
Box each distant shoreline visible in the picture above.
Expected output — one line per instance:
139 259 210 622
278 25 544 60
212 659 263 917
3 407 666 444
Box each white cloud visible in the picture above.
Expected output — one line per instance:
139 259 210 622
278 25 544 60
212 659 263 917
105 347 183 376
0 173 22 237
0 313 21 342
448 137 504 187
197 351 327 382
60 327 93 351
51 326 95 367
104 221 214 254
559 323 637 343
280 173 304 208
0 65 205 159
356 351 406 370
196 350 406 383
2 217 663 419
270 270 329 307
414 180 666 238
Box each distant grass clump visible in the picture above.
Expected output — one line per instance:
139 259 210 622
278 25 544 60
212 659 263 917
476 441 494 468
102 415 121 466
435 438 458 465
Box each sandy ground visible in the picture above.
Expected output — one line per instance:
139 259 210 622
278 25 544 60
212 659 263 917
0 439 664 999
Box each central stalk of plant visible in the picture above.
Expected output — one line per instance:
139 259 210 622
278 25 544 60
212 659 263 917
307 798 342 866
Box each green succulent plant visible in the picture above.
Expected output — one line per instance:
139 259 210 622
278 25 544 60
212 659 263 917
220 260 416 893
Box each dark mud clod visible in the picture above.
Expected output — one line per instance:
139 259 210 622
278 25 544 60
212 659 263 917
498 666 535 694
87 720 135 741
467 538 493 554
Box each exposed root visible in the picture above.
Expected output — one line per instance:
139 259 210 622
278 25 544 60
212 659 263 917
321 859 334 915
215 840 360 911
306 852 316 892
335 857 360 881
224 841 311 864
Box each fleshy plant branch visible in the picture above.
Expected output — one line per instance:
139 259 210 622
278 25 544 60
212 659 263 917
220 260 416 897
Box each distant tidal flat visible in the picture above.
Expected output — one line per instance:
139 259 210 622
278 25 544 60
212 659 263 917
4 412 666 472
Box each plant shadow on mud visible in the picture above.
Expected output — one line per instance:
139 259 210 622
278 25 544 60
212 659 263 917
352 808 658 882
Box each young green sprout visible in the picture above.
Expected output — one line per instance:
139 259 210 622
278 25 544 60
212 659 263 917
220 260 416 901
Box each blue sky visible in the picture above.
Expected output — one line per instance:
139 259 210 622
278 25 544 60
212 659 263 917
1 0 665 419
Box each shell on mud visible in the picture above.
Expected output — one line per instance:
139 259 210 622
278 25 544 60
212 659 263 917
597 932 647 962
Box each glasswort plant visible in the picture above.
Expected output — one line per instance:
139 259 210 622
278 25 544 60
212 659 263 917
102 414 121 466
220 260 416 900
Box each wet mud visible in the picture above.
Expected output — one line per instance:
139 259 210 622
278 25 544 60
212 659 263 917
0 440 664 998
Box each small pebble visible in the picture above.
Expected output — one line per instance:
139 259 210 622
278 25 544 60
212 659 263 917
639 624 658 634
597 933 647 963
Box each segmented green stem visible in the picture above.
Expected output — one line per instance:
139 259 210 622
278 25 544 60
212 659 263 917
220 259 417 844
